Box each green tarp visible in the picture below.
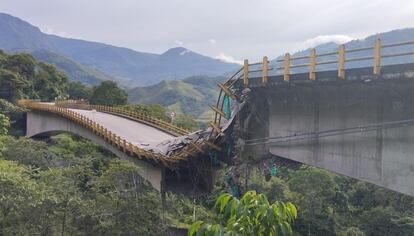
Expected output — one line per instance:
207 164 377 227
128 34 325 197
224 95 231 119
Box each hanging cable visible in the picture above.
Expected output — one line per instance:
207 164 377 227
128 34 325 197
245 118 414 146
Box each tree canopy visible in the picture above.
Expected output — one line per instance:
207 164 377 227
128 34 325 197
0 114 9 135
0 51 69 102
190 191 297 236
90 80 128 106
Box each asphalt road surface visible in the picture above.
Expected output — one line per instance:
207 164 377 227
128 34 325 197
70 109 174 146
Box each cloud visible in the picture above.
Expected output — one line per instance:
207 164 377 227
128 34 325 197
304 35 356 48
174 40 184 46
209 39 217 44
216 53 243 65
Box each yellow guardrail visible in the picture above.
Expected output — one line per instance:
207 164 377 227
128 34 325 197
18 100 205 167
55 100 189 137
245 38 414 83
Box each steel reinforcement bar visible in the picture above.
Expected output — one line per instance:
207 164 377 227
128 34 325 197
18 100 205 167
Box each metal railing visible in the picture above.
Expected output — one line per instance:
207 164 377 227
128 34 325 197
55 100 189 136
18 100 206 166
242 39 414 84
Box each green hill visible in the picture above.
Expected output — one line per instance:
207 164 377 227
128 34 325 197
127 76 225 122
30 49 114 85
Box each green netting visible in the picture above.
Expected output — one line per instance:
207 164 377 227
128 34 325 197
271 166 278 176
224 95 231 119
270 159 278 176
225 174 240 197
231 185 240 198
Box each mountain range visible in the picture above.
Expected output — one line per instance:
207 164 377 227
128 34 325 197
0 12 239 86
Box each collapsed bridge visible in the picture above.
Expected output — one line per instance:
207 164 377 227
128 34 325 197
20 38 414 197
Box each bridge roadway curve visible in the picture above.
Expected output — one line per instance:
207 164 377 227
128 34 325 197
69 108 174 148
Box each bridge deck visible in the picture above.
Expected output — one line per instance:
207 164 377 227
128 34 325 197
70 109 174 147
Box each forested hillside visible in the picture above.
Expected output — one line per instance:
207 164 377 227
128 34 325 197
128 75 224 122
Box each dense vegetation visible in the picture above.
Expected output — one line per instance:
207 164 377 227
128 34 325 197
89 80 128 106
0 134 169 235
0 50 68 102
0 130 413 235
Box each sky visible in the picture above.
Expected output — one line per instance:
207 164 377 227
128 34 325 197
1 0 414 63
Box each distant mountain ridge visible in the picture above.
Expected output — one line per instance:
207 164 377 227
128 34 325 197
0 12 239 86
30 49 113 85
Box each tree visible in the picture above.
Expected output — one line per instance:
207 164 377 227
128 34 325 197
90 159 167 235
68 81 92 100
1 136 54 169
288 167 339 235
360 207 414 236
0 52 69 102
189 191 297 236
90 80 127 106
33 62 69 100
0 113 10 135
122 103 169 121
0 160 44 235
0 69 26 102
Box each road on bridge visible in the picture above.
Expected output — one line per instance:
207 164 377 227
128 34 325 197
70 109 174 147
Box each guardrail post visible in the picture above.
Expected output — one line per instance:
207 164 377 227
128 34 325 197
243 59 249 86
309 49 316 80
374 38 381 76
284 53 290 82
338 44 345 79
262 56 268 84
116 135 120 148
122 139 126 152
108 131 112 144
128 142 133 155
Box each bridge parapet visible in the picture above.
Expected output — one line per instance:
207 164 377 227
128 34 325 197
239 38 414 86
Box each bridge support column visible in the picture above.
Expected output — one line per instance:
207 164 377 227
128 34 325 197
161 167 167 209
